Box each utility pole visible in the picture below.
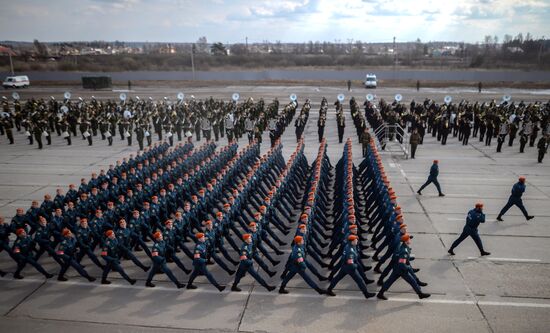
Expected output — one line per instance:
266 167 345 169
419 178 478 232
245 37 248 53
393 36 397 80
191 44 196 80
9 51 14 75
538 36 545 64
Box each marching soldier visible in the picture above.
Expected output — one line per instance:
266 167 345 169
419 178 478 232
537 135 549 163
224 112 235 142
496 176 534 221
56 228 96 282
231 233 276 292
317 114 326 143
12 228 54 279
187 232 226 291
146 231 186 288
448 203 491 256
377 234 430 300
337 109 345 143
100 230 137 285
279 236 326 295
326 235 375 298
417 160 444 196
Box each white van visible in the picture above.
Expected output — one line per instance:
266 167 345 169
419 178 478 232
3 75 30 89
364 74 377 88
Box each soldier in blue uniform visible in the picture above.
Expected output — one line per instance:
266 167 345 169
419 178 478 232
279 236 326 295
203 220 237 273
326 235 375 298
11 208 30 233
75 218 105 269
12 228 54 279
249 222 278 275
56 228 96 282
496 176 534 221
161 219 192 274
417 160 444 196
377 234 430 300
33 216 64 266
231 233 276 292
145 231 186 288
448 202 491 256
115 219 150 271
0 216 17 276
100 230 137 285
187 232 226 291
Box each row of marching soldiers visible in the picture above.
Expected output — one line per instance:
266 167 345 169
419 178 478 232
277 138 430 299
0 137 304 292
0 95 298 150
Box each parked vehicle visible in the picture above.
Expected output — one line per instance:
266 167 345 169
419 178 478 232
3 75 30 88
364 74 377 88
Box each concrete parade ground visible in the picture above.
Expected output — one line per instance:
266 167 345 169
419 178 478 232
0 85 549 333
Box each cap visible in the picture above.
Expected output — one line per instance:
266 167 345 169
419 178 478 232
204 220 212 225
164 219 173 225
294 235 303 243
223 203 230 208
399 223 407 229
249 222 256 227
300 213 308 219
348 235 358 241
349 224 357 229
433 160 439 164
475 202 484 208
401 234 411 242
153 231 162 239
298 223 306 229
16 228 25 236
196 232 205 239
105 230 114 237
243 233 251 241
62 228 71 236
519 176 526 182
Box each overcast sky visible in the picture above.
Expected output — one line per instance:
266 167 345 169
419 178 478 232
1 0 548 43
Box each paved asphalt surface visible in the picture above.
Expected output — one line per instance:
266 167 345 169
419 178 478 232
2 69 550 82
0 85 549 333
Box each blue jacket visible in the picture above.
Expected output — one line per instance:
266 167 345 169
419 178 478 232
429 164 439 179
511 182 525 199
465 208 485 229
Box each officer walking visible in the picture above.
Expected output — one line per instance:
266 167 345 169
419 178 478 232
187 232 225 291
448 203 491 256
377 234 430 300
496 176 534 221
326 235 375 299
279 236 326 295
56 228 96 282
145 231 185 288
12 228 54 279
538 135 549 163
409 129 420 159
231 234 276 292
417 160 444 196
337 110 345 144
100 230 137 285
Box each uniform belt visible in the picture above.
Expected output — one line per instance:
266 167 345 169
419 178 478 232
398 258 407 264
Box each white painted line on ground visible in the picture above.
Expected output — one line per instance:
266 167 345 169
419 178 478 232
389 163 396 168
440 194 479 197
478 301 550 308
4 276 550 308
400 170 407 177
448 217 496 222
467 257 541 263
